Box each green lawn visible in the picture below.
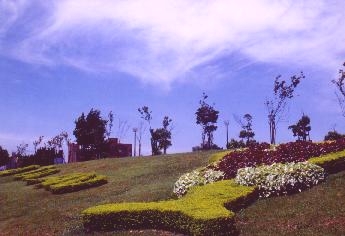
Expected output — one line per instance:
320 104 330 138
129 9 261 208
1 151 345 235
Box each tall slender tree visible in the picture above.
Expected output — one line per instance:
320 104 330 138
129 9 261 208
332 62 345 117
265 72 305 144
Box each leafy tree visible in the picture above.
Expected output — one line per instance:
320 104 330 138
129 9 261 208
332 62 345 117
236 114 255 145
0 146 9 166
324 130 345 141
138 107 173 155
265 73 305 144
73 109 108 160
288 114 311 141
195 93 219 149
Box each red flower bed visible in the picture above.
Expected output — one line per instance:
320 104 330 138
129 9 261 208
216 139 345 179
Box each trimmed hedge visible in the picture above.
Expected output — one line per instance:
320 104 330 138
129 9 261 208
13 165 60 183
308 150 345 174
0 165 40 177
82 180 257 235
36 173 108 194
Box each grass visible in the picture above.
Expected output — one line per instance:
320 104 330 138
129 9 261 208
235 170 345 235
1 150 345 235
0 151 216 235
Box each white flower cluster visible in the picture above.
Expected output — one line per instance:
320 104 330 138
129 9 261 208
173 169 225 198
235 162 325 198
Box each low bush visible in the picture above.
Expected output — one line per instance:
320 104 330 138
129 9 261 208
0 165 40 177
308 150 345 174
217 139 345 179
235 162 325 198
82 180 257 235
173 168 225 197
13 165 60 183
36 173 107 194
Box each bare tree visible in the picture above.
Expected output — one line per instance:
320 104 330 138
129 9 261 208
265 72 305 144
137 121 146 156
224 120 230 147
16 143 28 157
33 136 44 153
332 62 345 117
116 119 130 143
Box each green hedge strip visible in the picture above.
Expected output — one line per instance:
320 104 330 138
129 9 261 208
82 180 257 235
37 173 107 194
0 165 40 177
308 150 345 174
13 165 59 181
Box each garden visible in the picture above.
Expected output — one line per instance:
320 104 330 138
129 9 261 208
81 139 345 235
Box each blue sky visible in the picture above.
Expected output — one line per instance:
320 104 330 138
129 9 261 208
1 0 345 156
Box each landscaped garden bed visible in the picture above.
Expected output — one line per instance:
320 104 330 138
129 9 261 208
81 139 345 235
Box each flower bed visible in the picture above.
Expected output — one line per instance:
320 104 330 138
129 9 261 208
82 180 257 235
36 172 108 194
173 168 225 197
235 162 325 198
0 165 40 177
216 139 345 179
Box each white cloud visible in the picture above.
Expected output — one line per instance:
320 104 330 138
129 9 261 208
1 0 345 85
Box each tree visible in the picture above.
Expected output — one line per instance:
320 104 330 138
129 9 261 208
288 114 311 141
138 106 154 155
33 136 44 153
235 113 255 145
195 93 219 149
73 109 108 160
324 130 345 141
106 111 114 139
332 62 345 117
16 143 28 157
0 146 9 166
138 107 173 155
265 73 305 144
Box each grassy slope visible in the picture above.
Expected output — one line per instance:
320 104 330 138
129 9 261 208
0 151 214 235
235 170 345 236
1 150 345 235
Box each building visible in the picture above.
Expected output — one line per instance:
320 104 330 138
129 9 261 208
68 138 132 163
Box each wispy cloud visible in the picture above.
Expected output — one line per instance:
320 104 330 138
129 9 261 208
1 0 344 85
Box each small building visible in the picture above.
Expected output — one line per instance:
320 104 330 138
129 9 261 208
68 138 132 163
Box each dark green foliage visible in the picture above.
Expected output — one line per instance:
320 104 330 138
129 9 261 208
226 138 246 150
324 130 345 141
195 93 219 149
288 114 311 141
139 106 173 155
73 109 108 160
82 180 257 235
0 146 9 166
237 114 255 145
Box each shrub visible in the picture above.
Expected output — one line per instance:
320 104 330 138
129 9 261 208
235 162 325 198
13 165 60 183
36 173 108 194
308 150 345 174
217 139 345 179
173 168 225 198
82 180 257 235
0 165 40 177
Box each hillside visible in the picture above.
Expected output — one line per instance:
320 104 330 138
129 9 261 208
1 151 345 235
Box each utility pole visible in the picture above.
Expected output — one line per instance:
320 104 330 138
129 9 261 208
224 120 229 148
133 128 138 157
